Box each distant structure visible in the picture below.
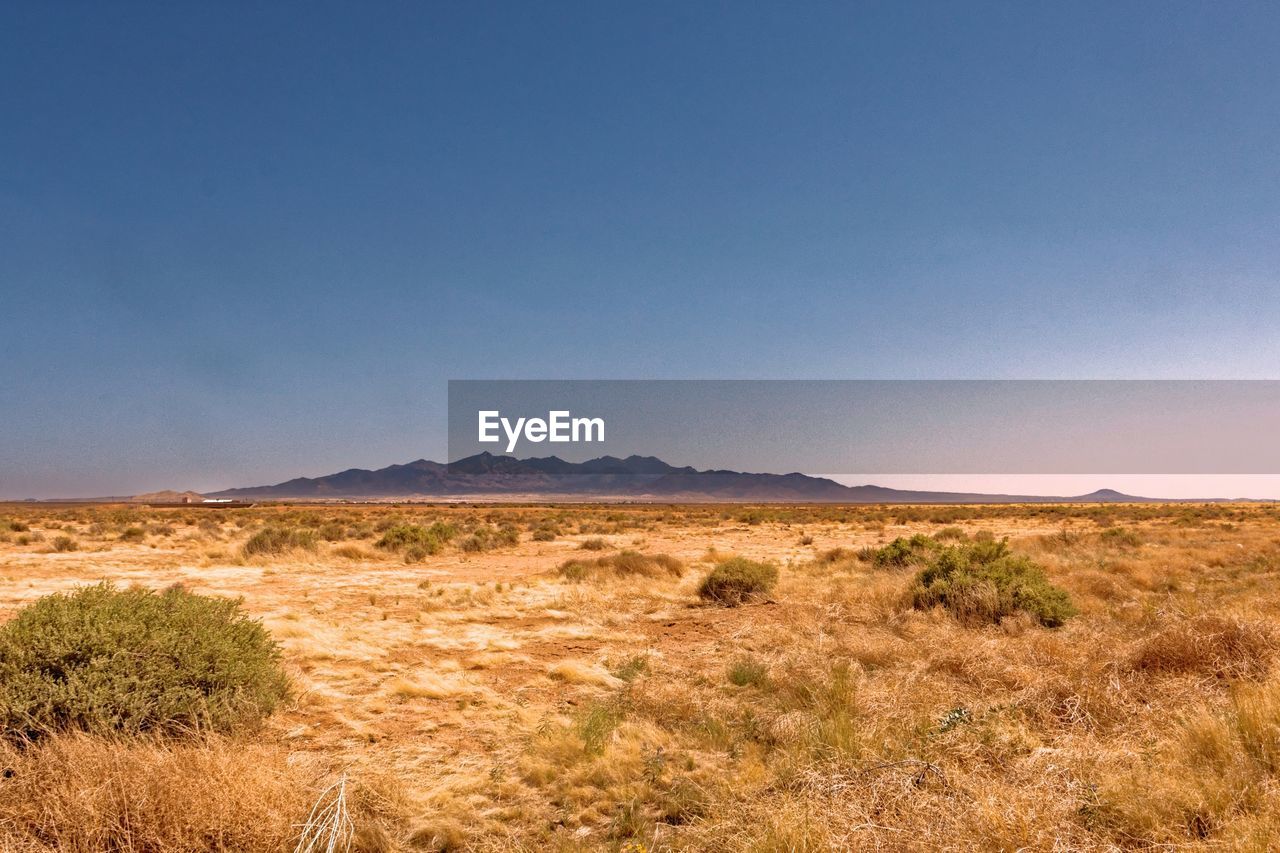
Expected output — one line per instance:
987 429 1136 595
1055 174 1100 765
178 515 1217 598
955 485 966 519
136 491 254 509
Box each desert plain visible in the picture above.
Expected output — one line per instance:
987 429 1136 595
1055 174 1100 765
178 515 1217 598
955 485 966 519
1 501 1279 851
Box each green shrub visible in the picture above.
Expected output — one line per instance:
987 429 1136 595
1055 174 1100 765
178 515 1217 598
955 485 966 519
375 522 455 556
559 550 683 581
863 534 937 568
0 583 288 740
697 558 778 606
241 526 316 556
908 539 1076 627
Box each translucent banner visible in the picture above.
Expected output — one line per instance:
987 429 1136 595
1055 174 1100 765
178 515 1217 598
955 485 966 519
447 380 1280 474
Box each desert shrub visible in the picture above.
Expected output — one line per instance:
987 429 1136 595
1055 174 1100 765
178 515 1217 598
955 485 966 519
376 522 455 556
7 520 29 532
698 558 778 606
816 547 851 564
1040 527 1083 551
579 537 608 551
51 535 78 552
1100 527 1143 549
727 656 770 688
241 526 316 556
529 518 562 542
798 534 814 546
1131 613 1275 679
908 539 1076 627
559 550 684 581
459 524 520 552
404 544 433 563
0 583 289 740
935 526 967 541
317 522 347 541
863 534 937 568
119 526 146 542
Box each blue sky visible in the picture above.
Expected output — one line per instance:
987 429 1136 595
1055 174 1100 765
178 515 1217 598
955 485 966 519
3 2 1280 497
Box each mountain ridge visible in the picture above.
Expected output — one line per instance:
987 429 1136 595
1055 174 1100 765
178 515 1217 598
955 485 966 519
205 453 1206 503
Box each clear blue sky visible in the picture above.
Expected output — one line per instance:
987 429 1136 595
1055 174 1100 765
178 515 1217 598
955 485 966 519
3 1 1280 497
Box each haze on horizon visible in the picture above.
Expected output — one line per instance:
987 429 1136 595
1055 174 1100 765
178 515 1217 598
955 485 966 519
4 2 1280 499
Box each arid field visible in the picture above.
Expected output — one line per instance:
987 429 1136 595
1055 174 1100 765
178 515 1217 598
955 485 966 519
2 501 1280 851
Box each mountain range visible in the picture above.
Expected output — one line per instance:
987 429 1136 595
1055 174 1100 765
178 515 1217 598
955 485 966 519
204 453 1173 503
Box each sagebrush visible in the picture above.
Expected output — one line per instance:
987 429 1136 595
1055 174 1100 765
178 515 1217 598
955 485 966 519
0 583 289 739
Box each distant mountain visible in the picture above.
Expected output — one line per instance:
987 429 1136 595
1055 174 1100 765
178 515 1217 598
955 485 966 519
209 453 1171 503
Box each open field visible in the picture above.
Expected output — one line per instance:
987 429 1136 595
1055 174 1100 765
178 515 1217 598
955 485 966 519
2 501 1280 851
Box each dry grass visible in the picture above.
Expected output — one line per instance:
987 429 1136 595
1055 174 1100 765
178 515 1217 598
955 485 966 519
547 659 625 688
0 734 315 852
1131 611 1277 679
558 550 684 581
0 734 408 852
2 501 1280 849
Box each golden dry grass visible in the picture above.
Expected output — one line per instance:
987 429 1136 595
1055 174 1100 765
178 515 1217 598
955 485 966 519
1 501 1279 850
0 734 405 853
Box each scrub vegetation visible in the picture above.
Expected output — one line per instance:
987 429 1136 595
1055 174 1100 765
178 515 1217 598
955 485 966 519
0 499 1279 850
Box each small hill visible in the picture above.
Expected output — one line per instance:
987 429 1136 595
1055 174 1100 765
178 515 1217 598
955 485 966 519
131 489 207 504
